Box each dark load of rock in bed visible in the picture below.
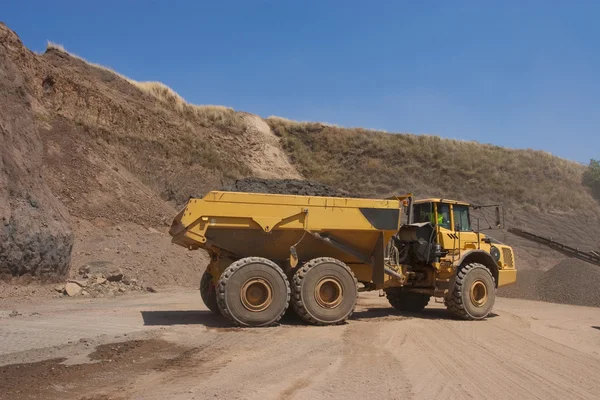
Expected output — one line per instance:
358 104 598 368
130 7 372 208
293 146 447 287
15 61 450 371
221 178 355 197
498 258 600 307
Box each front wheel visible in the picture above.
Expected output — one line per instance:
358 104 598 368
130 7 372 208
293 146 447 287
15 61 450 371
445 263 496 320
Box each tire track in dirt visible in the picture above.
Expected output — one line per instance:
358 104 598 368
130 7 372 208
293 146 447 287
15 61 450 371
385 313 600 399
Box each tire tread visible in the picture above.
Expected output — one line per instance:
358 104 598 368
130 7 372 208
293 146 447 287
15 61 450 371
216 257 290 327
291 257 358 326
200 270 220 314
444 262 495 320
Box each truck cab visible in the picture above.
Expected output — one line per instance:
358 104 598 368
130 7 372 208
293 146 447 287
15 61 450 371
411 198 517 289
382 198 518 320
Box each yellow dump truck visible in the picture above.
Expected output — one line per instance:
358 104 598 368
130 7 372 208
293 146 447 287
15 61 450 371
169 191 517 326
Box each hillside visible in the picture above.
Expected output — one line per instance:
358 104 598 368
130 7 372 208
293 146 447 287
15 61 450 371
1 22 599 294
268 118 600 269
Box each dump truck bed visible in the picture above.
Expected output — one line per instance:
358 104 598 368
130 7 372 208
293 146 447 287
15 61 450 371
170 191 409 275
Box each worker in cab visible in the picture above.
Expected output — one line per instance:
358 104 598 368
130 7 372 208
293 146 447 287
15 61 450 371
428 212 444 226
437 204 451 229
428 204 451 229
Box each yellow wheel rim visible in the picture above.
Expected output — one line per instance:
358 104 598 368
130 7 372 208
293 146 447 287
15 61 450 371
314 277 343 309
240 278 273 312
469 280 488 308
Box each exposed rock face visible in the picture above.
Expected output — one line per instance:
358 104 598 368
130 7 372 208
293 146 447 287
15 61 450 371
0 23 73 278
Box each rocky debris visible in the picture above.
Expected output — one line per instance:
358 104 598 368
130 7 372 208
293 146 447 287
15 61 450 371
77 261 115 279
221 178 355 198
9 310 22 317
499 258 600 307
54 267 154 298
78 265 91 275
64 282 83 297
106 268 124 282
67 279 87 287
95 276 107 285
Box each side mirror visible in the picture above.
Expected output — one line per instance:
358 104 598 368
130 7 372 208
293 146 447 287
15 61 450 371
495 206 501 228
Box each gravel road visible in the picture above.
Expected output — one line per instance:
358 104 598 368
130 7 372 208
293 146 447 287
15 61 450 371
1 291 600 400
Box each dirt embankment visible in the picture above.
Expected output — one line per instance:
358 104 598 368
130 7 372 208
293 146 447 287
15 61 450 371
0 24 72 279
0 22 296 284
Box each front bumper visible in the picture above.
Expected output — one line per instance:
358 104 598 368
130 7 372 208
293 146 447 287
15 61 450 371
497 269 517 287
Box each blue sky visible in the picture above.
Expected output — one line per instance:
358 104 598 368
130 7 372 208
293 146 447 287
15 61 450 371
3 1 599 163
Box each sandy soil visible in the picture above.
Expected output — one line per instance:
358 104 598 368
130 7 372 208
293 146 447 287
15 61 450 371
2 290 600 400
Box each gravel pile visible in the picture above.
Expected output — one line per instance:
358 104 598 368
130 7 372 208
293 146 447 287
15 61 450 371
497 270 544 302
537 259 600 307
498 258 600 307
221 178 354 197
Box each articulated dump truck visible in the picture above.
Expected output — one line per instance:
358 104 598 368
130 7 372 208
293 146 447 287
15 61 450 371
169 191 517 327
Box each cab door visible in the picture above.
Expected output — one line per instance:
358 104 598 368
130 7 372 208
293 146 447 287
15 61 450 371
452 204 479 253
435 202 457 254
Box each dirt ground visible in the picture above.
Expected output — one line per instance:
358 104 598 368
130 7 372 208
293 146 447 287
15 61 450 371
2 290 600 400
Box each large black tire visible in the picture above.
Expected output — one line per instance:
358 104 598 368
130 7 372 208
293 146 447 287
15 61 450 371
200 270 220 314
216 257 290 327
445 262 496 320
291 257 358 326
386 289 430 312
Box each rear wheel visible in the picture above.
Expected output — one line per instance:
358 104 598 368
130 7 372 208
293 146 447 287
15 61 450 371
291 257 358 326
216 257 290 327
200 270 219 314
386 289 430 312
445 262 496 320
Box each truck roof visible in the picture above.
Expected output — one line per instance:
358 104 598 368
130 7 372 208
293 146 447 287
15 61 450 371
414 198 471 206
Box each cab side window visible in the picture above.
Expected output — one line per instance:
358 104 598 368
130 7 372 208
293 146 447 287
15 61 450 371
453 205 471 231
413 203 433 224
437 203 451 229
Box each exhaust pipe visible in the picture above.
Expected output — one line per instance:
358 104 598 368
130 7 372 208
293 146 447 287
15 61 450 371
384 267 403 280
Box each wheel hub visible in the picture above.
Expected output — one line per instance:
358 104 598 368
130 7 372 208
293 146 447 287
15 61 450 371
240 278 273 312
469 280 488 308
314 277 343 309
